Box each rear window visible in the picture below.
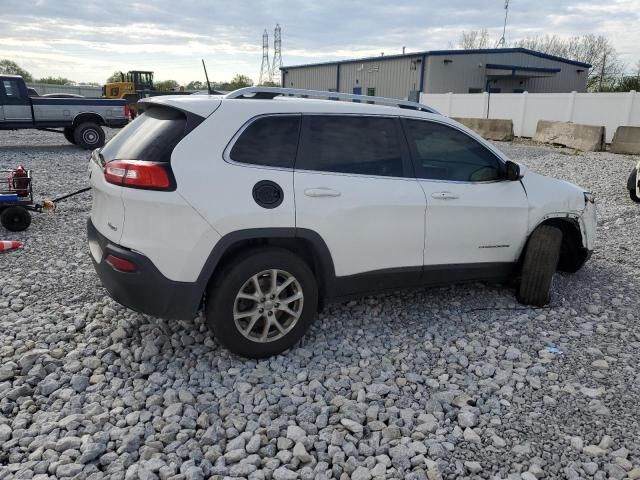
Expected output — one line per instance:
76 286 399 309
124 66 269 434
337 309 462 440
101 106 186 163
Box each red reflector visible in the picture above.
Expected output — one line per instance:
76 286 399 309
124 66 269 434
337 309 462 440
105 254 138 273
104 160 171 190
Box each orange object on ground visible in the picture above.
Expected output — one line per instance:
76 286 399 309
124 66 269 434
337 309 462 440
0 240 22 252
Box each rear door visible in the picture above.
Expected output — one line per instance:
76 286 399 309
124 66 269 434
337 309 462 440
294 115 427 288
401 118 529 269
0 78 32 124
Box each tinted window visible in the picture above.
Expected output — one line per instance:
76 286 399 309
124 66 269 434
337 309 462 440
2 80 23 99
403 119 502 182
230 116 300 169
298 116 404 177
101 106 186 163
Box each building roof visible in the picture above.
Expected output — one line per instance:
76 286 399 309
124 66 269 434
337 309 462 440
281 47 592 70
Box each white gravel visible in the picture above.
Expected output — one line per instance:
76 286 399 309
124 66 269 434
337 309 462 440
1 129 639 480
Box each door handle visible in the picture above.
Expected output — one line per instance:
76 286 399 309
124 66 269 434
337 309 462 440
431 191 460 200
304 188 341 197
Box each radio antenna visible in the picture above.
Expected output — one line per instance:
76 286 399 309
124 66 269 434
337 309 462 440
202 59 213 94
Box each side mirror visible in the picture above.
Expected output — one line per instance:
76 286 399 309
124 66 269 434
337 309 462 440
505 161 522 181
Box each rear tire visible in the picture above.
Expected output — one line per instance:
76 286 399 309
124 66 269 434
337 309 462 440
628 168 639 202
63 127 76 145
73 122 105 150
1 206 31 232
517 225 562 307
205 248 318 358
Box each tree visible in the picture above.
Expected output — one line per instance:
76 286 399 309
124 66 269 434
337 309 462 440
227 74 253 91
454 31 624 92
154 79 179 91
0 59 33 81
456 29 490 49
186 80 205 90
106 71 124 83
512 34 624 91
259 80 280 87
36 76 73 85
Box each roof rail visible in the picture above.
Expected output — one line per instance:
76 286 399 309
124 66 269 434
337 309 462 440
224 87 439 114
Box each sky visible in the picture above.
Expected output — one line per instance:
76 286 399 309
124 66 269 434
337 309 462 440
1 0 639 85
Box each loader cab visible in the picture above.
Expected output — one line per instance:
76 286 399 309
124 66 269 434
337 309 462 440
126 71 154 92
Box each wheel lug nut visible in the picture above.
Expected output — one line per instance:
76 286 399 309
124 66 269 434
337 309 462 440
268 311 273 316
275 303 280 307
260 298 265 303
259 308 264 313
270 294 275 299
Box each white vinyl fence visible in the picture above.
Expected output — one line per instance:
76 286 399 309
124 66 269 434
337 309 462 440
27 83 103 98
421 91 640 143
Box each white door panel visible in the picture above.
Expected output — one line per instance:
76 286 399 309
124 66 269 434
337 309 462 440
420 180 529 265
295 171 426 276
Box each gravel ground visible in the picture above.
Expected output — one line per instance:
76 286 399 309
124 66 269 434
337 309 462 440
1 129 639 480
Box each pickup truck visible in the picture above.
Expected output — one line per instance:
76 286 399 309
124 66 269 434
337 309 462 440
0 75 128 149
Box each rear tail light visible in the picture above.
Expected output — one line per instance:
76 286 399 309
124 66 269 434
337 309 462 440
124 104 131 120
105 254 138 273
104 160 171 190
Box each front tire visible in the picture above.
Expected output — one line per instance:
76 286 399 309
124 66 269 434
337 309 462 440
628 168 639 202
517 225 562 307
1 206 31 232
73 122 105 150
206 248 318 358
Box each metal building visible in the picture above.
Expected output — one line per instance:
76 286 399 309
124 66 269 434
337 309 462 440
280 48 591 100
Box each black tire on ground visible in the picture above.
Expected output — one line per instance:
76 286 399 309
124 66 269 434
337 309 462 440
1 206 32 232
517 225 563 307
73 122 105 150
63 127 76 144
628 168 639 202
206 247 318 358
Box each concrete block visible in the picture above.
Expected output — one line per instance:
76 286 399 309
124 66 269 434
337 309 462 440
453 117 514 141
533 120 605 152
610 126 640 155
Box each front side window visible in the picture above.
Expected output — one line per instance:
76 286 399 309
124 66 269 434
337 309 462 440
297 116 404 177
230 116 300 169
403 119 502 182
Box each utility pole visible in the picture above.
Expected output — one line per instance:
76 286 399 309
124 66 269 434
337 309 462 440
259 29 271 85
497 0 510 47
599 52 607 92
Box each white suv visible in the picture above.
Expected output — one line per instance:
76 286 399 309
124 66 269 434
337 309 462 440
88 87 596 358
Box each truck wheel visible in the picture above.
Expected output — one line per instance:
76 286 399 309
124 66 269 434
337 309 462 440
206 248 318 358
73 122 105 150
1 206 32 232
63 127 76 145
517 225 562 307
628 168 639 203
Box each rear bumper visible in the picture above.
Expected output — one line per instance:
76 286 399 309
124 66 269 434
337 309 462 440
87 218 202 320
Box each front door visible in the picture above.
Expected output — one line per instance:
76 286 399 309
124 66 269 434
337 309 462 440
401 118 529 269
0 79 31 123
294 115 427 292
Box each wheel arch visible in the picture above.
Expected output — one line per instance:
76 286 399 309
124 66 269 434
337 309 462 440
195 228 336 312
72 112 106 127
524 217 589 273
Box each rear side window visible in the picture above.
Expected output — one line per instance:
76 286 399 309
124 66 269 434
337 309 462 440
230 116 300 169
101 106 187 163
297 116 404 177
403 119 502 182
